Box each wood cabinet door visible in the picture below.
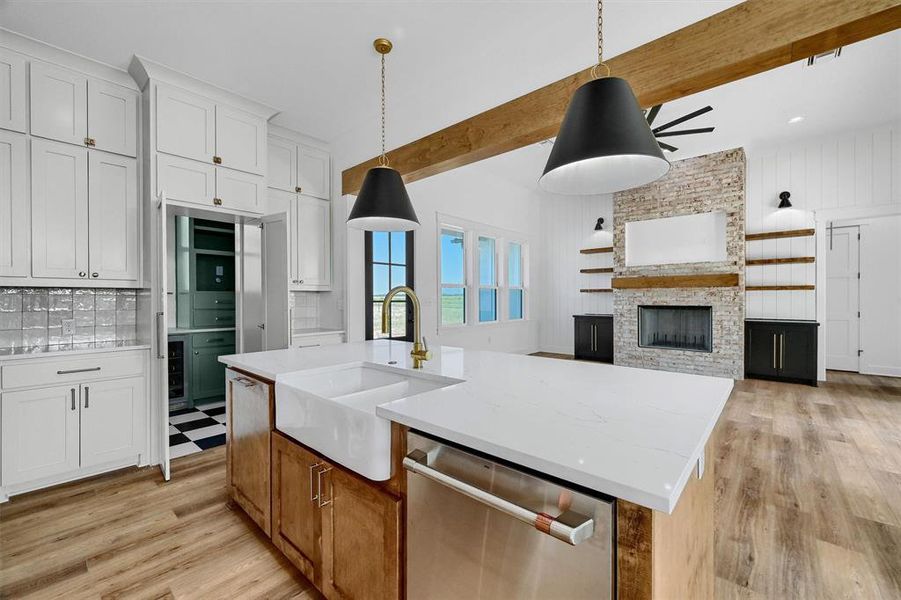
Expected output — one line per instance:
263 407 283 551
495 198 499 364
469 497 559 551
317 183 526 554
0 48 28 133
594 317 614 362
778 326 816 381
745 323 779 378
0 130 29 276
573 318 592 359
88 150 139 282
31 138 89 279
215 105 266 176
156 84 215 163
227 371 272 535
191 345 228 401
267 136 296 192
321 466 401 600
215 167 264 214
157 153 216 206
271 433 324 584
87 79 138 157
30 61 87 146
79 377 145 468
295 196 331 288
1 385 80 486
297 144 330 199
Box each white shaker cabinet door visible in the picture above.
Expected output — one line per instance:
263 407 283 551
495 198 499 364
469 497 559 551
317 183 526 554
297 144 330 200
295 195 331 288
30 61 88 146
79 377 145 468
0 130 29 276
157 153 216 207
156 84 215 163
88 79 138 157
88 151 139 282
216 167 264 214
1 385 80 486
267 135 296 192
31 139 89 279
216 105 266 175
0 48 28 133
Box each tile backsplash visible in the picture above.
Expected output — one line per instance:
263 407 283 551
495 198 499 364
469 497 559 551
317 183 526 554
290 291 321 331
0 288 138 349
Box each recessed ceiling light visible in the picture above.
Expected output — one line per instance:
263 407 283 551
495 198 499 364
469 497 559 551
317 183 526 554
788 116 805 124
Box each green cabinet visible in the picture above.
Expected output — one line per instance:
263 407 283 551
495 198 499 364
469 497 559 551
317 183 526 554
191 338 233 402
175 217 237 330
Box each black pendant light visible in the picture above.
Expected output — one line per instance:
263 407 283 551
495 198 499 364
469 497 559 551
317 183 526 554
347 38 419 231
539 0 669 195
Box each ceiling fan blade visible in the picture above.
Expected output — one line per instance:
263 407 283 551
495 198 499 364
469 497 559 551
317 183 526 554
657 141 678 152
652 106 713 133
646 104 662 126
655 127 716 138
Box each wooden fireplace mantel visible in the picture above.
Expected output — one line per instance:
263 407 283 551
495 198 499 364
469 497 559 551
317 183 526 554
612 274 740 290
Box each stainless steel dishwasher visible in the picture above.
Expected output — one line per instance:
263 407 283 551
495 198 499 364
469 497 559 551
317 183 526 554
404 431 614 599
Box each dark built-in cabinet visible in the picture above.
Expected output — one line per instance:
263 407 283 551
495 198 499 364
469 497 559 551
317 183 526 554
574 315 614 363
745 319 818 386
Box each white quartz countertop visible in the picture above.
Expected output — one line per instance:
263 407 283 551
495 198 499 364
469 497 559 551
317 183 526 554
0 341 151 361
220 340 732 513
291 328 345 338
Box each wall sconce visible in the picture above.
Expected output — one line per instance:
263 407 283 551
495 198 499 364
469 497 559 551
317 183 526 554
778 191 792 209
594 217 605 231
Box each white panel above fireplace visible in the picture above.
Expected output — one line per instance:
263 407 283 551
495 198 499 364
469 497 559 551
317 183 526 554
625 211 727 266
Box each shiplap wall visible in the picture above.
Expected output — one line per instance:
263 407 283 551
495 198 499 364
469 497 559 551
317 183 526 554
746 121 900 319
538 194 614 354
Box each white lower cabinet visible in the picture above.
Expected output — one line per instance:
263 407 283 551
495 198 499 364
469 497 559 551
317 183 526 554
79 376 144 468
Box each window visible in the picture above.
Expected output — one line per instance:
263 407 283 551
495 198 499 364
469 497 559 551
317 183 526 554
478 236 497 322
439 228 466 326
365 231 414 341
508 242 524 320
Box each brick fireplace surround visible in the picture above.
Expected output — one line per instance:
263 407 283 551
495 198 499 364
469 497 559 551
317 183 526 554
612 148 746 379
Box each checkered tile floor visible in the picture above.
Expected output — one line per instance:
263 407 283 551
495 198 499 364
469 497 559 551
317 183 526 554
168 400 227 459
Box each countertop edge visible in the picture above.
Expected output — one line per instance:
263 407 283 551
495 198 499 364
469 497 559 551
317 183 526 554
0 343 152 362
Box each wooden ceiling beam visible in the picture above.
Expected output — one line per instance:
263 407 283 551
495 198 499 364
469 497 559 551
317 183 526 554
342 0 901 195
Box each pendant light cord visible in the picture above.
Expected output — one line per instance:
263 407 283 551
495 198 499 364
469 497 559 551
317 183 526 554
379 52 389 167
590 0 610 80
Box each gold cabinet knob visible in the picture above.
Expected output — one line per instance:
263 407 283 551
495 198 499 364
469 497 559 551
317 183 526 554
213 197 223 206
84 137 96 147
213 156 222 165
295 186 302 193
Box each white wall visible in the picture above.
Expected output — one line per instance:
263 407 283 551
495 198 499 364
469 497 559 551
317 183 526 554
537 194 614 354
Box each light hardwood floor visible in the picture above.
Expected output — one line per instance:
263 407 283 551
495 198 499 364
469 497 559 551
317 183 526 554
1 370 899 599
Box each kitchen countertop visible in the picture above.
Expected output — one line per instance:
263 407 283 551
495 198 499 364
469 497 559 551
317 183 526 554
292 328 345 338
0 340 151 361
220 340 732 513
168 327 236 335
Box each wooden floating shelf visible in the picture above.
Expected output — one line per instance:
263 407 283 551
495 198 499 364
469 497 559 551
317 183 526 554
580 267 614 274
746 257 815 266
580 288 613 293
745 228 815 241
580 247 613 255
612 273 739 290
746 285 815 291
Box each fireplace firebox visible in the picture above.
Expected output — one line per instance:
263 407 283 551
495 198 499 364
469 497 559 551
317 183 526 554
638 306 712 352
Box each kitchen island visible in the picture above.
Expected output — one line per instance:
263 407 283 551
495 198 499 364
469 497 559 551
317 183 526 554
220 340 732 599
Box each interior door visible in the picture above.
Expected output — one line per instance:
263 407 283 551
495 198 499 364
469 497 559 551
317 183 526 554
262 212 290 350
79 377 145 468
87 79 138 157
88 150 139 282
156 192 171 480
826 226 860 371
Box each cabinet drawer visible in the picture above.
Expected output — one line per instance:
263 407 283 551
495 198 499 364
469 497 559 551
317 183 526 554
192 309 235 328
193 291 235 310
192 331 236 349
1 350 145 390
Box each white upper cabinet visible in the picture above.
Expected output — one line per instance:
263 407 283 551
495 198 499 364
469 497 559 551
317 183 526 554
0 130 29 277
88 151 139 282
298 144 330 199
294 195 331 288
31 138 89 280
79 377 145 468
267 135 297 192
216 105 266 175
217 167 264 213
87 79 138 157
30 61 88 146
156 84 215 163
157 153 216 206
0 48 28 133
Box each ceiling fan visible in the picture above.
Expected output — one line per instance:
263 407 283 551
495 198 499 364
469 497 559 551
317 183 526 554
645 104 715 152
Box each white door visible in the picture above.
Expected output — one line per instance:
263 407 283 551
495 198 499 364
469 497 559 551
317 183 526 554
262 212 290 350
1 385 80 486
0 130 29 276
87 79 138 157
156 192 171 480
297 144 330 199
80 377 145 468
157 153 216 207
88 151 139 282
267 136 297 192
30 61 88 146
156 84 215 163
31 138 89 279
826 226 860 372
215 105 266 175
216 167 264 214
0 48 28 133
295 195 331 288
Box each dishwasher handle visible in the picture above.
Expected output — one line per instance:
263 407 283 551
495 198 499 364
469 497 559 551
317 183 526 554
403 449 595 546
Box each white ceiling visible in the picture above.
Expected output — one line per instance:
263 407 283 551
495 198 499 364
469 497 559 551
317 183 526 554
0 0 741 146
